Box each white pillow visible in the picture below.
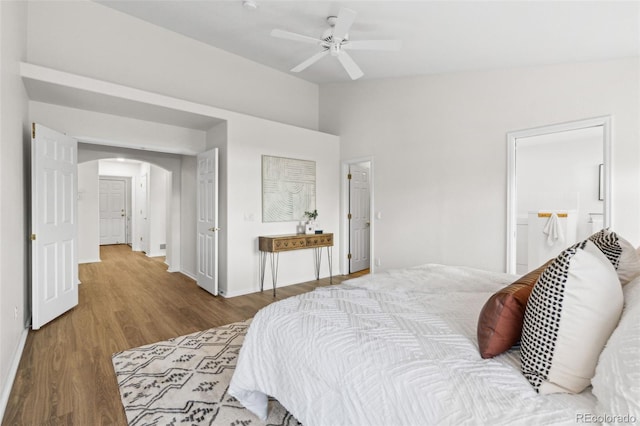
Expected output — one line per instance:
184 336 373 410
521 240 623 394
592 276 640 416
589 229 640 285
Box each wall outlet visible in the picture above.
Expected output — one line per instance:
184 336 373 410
14 306 18 320
375 258 381 267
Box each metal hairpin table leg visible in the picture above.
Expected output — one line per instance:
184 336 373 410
269 252 279 297
259 251 267 292
313 247 322 280
327 246 333 284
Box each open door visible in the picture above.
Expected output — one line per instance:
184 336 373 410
349 163 371 273
196 148 219 295
31 123 78 329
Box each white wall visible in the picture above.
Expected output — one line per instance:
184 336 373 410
26 0 319 130
99 160 142 177
0 0 29 418
78 161 100 263
148 164 168 257
180 155 197 278
221 116 340 297
320 58 640 272
29 102 206 155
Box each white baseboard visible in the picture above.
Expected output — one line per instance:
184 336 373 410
0 326 29 422
180 270 197 281
78 258 101 264
220 287 257 298
146 251 166 258
221 284 284 299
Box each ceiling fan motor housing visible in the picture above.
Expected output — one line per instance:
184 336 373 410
323 15 349 46
322 29 349 47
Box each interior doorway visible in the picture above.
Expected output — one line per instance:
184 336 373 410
342 158 374 275
506 116 612 274
78 156 172 266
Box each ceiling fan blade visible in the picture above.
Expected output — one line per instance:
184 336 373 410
291 50 330 72
343 40 402 51
337 50 364 80
271 29 323 45
332 7 357 42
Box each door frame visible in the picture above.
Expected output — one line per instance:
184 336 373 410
506 115 612 274
341 157 375 276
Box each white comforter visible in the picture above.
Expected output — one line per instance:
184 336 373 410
229 264 599 425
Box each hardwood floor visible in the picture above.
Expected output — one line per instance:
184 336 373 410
2 245 365 426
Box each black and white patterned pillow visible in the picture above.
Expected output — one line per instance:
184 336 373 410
521 239 623 394
589 229 640 285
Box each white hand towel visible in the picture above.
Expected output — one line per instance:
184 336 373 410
543 212 563 246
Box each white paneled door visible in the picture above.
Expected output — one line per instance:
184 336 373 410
99 178 126 245
31 123 78 329
349 164 371 273
196 148 219 296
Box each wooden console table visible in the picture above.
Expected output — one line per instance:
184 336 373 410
258 233 333 296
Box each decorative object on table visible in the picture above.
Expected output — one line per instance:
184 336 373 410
296 222 306 234
262 155 316 222
304 209 318 235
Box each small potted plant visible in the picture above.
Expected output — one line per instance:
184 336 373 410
304 209 318 234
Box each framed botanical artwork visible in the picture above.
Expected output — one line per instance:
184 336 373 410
262 155 316 222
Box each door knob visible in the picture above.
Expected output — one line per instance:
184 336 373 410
208 227 221 232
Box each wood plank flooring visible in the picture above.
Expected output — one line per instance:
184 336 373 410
2 244 366 426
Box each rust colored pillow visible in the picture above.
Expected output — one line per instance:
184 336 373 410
477 260 552 359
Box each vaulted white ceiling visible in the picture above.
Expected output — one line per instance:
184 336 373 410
97 0 639 84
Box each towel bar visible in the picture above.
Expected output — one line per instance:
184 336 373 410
538 213 568 218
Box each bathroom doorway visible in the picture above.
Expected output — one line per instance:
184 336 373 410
506 117 611 274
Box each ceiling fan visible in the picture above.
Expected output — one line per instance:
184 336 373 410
271 7 402 80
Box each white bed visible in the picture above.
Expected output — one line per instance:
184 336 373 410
228 264 628 425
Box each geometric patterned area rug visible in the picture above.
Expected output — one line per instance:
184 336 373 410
112 320 302 426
